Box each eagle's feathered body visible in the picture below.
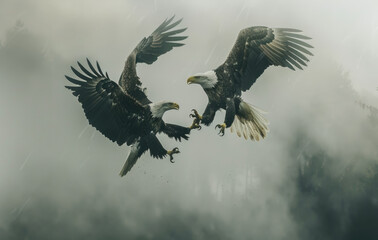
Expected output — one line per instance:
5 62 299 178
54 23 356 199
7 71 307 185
66 17 190 176
188 26 313 140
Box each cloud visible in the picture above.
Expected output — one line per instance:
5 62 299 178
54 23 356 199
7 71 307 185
1 1 378 239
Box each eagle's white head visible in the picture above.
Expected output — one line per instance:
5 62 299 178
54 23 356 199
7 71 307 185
149 101 179 118
187 70 218 89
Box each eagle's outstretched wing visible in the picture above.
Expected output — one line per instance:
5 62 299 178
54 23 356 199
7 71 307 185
65 59 148 146
119 16 187 105
221 27 313 91
160 123 191 142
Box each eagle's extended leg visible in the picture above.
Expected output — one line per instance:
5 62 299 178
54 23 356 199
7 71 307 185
216 98 236 136
167 147 180 163
189 109 202 130
190 103 217 130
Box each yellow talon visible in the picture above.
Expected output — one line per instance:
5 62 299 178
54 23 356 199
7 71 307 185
167 147 180 163
189 109 202 130
190 122 201 130
215 123 226 136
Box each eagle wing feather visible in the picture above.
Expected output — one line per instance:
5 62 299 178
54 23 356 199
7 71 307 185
119 16 187 105
65 59 147 146
221 26 313 92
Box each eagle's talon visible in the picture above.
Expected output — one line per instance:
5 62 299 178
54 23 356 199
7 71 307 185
189 109 202 130
190 109 202 120
190 122 202 130
215 123 226 136
167 147 180 163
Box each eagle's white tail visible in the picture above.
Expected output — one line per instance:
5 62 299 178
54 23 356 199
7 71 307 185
230 100 269 141
119 143 140 177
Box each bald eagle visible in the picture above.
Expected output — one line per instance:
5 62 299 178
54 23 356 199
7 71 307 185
187 27 313 140
66 17 193 177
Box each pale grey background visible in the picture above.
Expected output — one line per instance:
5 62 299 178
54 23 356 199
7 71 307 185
1 0 378 239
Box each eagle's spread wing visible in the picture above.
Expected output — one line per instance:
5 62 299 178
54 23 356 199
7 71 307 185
119 16 187 105
65 59 147 146
160 123 191 141
222 27 313 91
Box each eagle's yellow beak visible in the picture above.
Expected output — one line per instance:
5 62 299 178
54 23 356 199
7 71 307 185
172 103 180 110
187 76 196 85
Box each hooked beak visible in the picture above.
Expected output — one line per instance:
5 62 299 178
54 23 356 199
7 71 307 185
187 76 197 85
172 103 180 110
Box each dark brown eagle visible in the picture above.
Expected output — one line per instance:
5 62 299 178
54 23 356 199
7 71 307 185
66 17 195 176
187 26 313 140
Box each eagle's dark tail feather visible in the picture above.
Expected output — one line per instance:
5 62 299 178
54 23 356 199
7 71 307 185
231 100 269 141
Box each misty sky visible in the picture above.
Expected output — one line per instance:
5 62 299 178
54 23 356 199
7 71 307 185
1 1 378 240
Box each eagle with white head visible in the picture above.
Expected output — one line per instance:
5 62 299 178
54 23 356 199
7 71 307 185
66 17 195 177
187 26 313 140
